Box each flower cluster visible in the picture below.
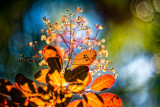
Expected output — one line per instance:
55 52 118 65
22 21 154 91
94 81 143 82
0 7 122 107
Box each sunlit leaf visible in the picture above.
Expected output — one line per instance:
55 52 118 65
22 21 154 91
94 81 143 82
29 97 46 106
99 93 122 107
38 87 52 101
90 74 115 91
68 83 84 93
83 72 92 87
15 73 38 94
72 50 96 68
47 57 62 72
42 45 62 60
83 93 104 107
34 69 50 83
67 100 82 107
56 93 73 107
48 70 67 86
64 66 89 82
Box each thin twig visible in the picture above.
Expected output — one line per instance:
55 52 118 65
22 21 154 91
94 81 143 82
94 30 99 39
65 48 74 71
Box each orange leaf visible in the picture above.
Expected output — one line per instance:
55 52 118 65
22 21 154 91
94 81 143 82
67 100 81 107
83 72 92 87
72 50 96 68
15 73 38 94
99 93 122 107
67 99 89 107
29 97 46 106
83 93 104 107
90 74 115 91
68 83 84 93
34 69 50 83
48 70 67 86
42 45 62 60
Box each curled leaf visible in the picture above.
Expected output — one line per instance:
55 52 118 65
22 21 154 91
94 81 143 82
83 93 104 107
72 50 96 68
64 66 89 82
99 93 122 107
90 74 115 91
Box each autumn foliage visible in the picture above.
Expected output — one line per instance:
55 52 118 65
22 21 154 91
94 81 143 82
0 7 122 107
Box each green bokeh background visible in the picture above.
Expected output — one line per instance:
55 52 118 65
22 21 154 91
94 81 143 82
0 0 160 107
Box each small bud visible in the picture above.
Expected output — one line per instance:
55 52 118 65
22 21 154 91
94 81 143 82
41 35 46 40
77 7 83 12
101 38 105 43
98 25 103 30
27 42 33 46
113 74 118 78
34 41 37 44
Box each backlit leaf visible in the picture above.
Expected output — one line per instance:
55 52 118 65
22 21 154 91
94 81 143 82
83 72 92 87
99 93 122 107
68 83 84 93
34 69 50 83
90 74 115 91
64 66 89 82
15 73 38 94
47 57 62 72
42 45 62 60
67 100 82 107
56 93 73 107
38 87 52 101
29 97 46 106
48 70 67 86
83 93 104 107
72 50 96 68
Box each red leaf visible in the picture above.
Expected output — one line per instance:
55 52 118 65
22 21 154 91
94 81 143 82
99 93 122 107
72 50 96 68
90 74 115 91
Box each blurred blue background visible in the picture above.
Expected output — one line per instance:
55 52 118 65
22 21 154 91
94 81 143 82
0 0 160 107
